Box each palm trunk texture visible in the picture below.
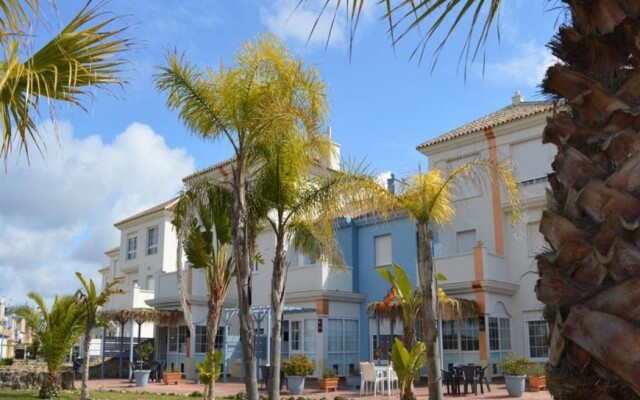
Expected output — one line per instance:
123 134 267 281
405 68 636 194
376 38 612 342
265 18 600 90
206 297 222 400
416 222 442 400
269 230 288 400
537 1 640 398
80 328 92 400
232 166 258 400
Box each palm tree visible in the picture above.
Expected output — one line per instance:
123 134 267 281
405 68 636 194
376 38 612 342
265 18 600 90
155 34 328 400
13 292 85 398
309 1 640 398
0 1 130 161
75 273 124 400
172 179 236 400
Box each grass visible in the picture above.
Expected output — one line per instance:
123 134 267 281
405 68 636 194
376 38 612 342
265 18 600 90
0 390 204 399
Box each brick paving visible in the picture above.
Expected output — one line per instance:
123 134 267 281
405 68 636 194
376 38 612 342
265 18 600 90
84 377 553 399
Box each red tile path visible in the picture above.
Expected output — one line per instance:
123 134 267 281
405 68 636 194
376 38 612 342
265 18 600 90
84 377 553 399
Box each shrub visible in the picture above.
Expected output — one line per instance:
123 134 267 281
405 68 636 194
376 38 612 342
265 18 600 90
322 368 337 379
0 358 13 366
498 352 530 376
282 354 315 377
528 363 546 377
134 341 154 362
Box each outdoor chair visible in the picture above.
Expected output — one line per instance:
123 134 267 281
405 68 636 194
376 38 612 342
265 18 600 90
148 361 162 383
477 365 491 394
460 365 480 395
441 369 454 394
360 362 384 396
387 365 399 394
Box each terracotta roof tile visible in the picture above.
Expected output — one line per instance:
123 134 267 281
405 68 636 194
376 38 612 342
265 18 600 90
182 157 235 182
417 101 554 149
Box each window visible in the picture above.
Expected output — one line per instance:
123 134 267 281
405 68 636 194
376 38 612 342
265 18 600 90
127 235 137 260
447 155 481 198
489 317 512 374
168 327 178 352
195 326 225 353
147 226 159 255
252 260 260 273
291 321 301 351
375 234 392 266
456 230 476 253
442 320 458 350
304 319 317 353
527 321 549 358
511 139 553 183
178 326 188 353
146 275 154 291
460 318 480 351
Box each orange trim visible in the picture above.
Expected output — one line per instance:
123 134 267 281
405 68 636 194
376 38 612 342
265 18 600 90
217 165 230 183
316 299 329 315
472 243 488 363
484 127 505 256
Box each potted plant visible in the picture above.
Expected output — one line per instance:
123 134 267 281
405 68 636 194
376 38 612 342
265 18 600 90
498 352 530 398
318 368 339 392
528 363 546 392
133 341 154 387
164 364 183 385
282 354 315 395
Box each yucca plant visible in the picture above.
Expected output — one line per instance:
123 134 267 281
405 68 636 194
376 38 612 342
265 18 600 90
13 292 85 398
390 338 426 400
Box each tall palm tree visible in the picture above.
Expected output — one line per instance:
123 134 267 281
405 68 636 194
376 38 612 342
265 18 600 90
13 292 85 398
0 0 130 161
309 1 640 398
172 179 236 400
155 34 328 400
75 273 123 400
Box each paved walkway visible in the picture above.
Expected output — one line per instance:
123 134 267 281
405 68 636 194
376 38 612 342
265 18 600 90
84 377 553 399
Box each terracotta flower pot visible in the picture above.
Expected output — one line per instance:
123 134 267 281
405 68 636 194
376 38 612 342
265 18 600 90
528 375 546 392
319 377 339 392
164 371 182 385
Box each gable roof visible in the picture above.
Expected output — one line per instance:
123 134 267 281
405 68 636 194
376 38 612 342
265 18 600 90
417 101 554 149
182 157 235 183
114 197 180 228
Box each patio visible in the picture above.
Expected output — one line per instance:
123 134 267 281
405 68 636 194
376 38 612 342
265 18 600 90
82 377 553 399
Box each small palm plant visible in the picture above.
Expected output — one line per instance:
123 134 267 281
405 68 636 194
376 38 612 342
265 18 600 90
13 292 85 398
390 338 426 400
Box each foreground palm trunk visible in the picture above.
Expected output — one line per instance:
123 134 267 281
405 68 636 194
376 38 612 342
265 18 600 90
206 299 222 400
268 230 288 400
40 371 60 399
80 329 92 400
232 166 258 400
416 222 442 400
537 1 640 398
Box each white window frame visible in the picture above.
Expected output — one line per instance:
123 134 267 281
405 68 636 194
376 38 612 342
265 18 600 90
147 226 159 255
523 311 549 362
127 234 137 260
375 234 392 267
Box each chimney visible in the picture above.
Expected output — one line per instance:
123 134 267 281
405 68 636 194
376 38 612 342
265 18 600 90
512 90 524 105
387 173 396 194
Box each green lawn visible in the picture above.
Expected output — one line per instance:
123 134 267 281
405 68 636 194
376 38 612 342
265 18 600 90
0 390 203 399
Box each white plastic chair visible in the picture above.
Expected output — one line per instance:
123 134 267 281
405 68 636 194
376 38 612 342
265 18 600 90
360 362 384 396
387 365 399 395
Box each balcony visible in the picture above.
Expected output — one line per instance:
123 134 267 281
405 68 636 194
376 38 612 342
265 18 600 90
434 247 510 285
106 285 154 310
287 262 353 292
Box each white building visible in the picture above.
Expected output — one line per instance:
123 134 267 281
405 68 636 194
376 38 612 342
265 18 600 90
100 95 555 378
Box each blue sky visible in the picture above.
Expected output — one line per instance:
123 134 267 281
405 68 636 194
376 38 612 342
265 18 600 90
0 1 561 305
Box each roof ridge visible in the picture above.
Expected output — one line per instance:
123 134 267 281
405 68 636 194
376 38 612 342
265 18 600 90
416 100 553 149
114 196 180 227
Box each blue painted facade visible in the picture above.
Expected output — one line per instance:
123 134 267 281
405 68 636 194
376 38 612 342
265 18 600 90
335 215 418 361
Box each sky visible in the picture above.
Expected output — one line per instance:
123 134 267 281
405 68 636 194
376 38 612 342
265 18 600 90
0 0 562 307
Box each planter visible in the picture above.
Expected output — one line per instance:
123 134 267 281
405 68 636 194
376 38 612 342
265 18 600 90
134 370 151 387
529 375 546 392
164 371 182 385
319 377 339 392
505 374 526 398
287 375 305 395
346 375 360 389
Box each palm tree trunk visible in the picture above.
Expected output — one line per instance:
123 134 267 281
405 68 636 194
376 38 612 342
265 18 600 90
206 296 223 400
40 370 60 399
80 326 92 400
269 230 288 400
416 222 442 400
232 164 258 400
537 2 640 398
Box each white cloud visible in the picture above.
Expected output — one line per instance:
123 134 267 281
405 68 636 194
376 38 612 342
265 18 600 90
0 122 194 306
260 0 374 50
483 41 556 88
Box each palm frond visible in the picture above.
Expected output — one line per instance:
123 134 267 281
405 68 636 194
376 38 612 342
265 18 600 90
1 1 130 160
